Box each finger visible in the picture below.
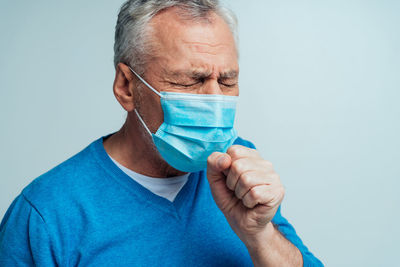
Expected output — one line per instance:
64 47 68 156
226 145 260 161
226 158 274 191
242 184 285 209
234 171 277 200
206 152 231 184
206 152 235 213
242 185 273 209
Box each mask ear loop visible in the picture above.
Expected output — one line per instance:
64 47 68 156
134 109 152 136
128 66 161 136
128 66 162 98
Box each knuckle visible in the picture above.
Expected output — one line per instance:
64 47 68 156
250 187 262 200
263 160 273 169
272 186 285 204
239 172 252 187
227 145 242 158
231 160 244 174
251 148 260 156
270 173 280 181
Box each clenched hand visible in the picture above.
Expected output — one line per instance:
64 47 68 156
207 145 285 246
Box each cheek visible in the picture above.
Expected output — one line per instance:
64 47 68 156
149 102 164 132
137 88 164 133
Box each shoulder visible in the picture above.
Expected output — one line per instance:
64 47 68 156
233 136 257 149
21 137 103 217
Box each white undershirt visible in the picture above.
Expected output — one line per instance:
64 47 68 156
108 155 189 202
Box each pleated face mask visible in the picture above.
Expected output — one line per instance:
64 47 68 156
129 67 238 172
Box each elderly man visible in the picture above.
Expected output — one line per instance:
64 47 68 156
0 0 322 266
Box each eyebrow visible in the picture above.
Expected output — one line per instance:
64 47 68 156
163 69 238 80
219 70 239 79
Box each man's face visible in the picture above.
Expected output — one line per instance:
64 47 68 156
134 7 239 133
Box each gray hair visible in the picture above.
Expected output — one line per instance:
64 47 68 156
113 0 238 74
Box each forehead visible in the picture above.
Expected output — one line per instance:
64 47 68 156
147 7 238 73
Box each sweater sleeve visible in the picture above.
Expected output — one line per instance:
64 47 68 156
0 194 58 266
272 206 323 267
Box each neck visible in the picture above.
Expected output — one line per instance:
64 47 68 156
103 113 186 178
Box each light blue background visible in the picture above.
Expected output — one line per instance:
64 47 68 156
1 0 399 266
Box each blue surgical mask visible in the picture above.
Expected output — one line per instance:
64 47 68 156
129 67 238 172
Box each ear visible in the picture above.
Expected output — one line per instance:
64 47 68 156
113 63 137 112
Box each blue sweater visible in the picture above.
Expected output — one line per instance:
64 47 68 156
0 136 323 266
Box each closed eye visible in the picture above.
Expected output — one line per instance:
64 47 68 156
169 82 200 88
219 82 237 87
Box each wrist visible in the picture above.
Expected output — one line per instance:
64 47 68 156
244 222 276 253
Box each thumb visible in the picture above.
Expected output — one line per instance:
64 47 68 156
206 152 231 183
